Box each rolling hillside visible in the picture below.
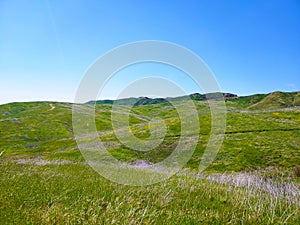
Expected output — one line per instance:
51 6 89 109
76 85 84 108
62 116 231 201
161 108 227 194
1 91 300 224
1 91 299 172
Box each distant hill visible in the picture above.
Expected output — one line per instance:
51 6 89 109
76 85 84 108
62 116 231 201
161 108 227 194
248 92 299 109
88 92 238 106
226 91 300 110
87 91 300 109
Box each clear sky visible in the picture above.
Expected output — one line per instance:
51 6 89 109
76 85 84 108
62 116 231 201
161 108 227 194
0 0 299 104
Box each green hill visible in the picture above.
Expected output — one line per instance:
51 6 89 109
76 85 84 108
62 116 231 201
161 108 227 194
225 91 299 110
1 92 300 224
248 91 299 109
1 91 299 172
89 91 300 110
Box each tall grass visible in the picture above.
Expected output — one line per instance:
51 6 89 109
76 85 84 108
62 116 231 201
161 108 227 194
199 171 300 224
0 161 299 224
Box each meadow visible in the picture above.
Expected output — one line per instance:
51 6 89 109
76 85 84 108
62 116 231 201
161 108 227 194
0 91 299 224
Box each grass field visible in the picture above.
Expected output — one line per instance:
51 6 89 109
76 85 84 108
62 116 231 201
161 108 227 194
0 91 299 224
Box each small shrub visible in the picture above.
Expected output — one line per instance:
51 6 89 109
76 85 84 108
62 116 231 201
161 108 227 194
293 166 300 177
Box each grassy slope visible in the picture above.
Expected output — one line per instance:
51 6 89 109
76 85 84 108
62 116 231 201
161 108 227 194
0 102 76 156
226 91 300 110
1 92 300 224
1 96 299 173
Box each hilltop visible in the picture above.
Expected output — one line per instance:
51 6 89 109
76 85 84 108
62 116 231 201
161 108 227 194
226 91 300 110
88 91 300 109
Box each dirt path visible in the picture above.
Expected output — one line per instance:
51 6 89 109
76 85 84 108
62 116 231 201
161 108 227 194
49 104 55 111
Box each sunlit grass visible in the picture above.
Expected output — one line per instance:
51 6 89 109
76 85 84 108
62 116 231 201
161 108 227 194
0 95 300 224
0 162 299 224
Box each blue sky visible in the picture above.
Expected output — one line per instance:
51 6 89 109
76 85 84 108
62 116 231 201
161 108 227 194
0 0 299 104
